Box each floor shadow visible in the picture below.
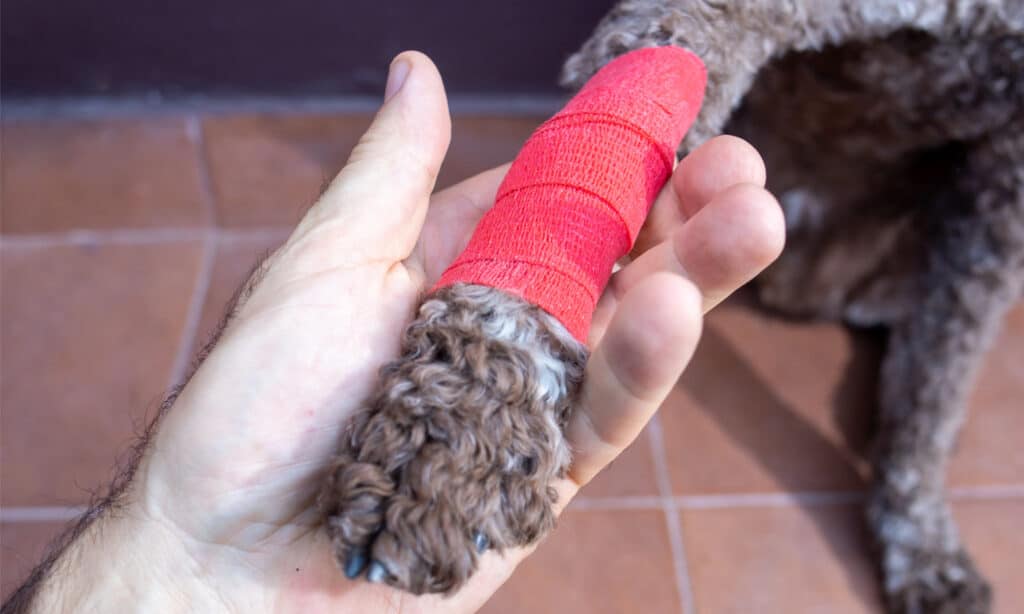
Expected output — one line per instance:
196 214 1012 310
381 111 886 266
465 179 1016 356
830 326 886 459
678 312 885 610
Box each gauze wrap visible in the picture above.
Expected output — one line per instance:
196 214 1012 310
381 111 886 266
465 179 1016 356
436 46 707 343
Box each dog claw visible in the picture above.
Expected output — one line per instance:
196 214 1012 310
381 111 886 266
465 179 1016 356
367 560 388 583
474 532 489 553
344 550 368 579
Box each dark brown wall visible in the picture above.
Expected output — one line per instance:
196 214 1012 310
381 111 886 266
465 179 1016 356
1 0 614 98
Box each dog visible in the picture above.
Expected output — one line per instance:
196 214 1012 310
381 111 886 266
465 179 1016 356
562 2 1023 612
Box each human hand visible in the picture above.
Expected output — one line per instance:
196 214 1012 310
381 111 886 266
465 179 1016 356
27 51 782 613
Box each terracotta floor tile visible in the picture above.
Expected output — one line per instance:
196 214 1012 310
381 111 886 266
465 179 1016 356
660 292 878 495
681 504 884 613
1 117 206 233
1 521 68 600
658 293 1022 496
950 302 1024 488
483 509 680 613
1 242 202 505
202 114 541 228
201 114 371 228
954 499 1024 613
577 426 660 499
436 116 542 190
187 234 288 361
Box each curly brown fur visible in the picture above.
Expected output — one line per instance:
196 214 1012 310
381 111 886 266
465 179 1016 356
319 283 587 594
566 2 1022 613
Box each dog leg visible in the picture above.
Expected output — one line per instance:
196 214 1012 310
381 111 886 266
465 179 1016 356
561 0 997 152
869 132 1023 614
562 0 785 150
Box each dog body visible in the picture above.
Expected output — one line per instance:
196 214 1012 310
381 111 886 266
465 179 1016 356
565 2 1023 612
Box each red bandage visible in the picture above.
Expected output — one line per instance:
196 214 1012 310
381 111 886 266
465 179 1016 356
436 47 706 344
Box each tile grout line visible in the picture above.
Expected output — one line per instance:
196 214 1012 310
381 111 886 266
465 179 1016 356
2 95 563 120
0 227 207 247
677 491 865 509
948 484 1024 499
647 416 696 614
217 226 293 244
186 114 219 229
165 230 216 390
568 486 1024 511
569 496 665 511
164 115 220 389
3 485 1021 523
0 507 89 522
0 226 293 248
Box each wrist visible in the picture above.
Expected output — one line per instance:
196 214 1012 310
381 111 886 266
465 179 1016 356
29 502 224 613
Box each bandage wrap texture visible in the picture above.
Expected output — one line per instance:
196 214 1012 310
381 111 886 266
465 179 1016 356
436 47 707 343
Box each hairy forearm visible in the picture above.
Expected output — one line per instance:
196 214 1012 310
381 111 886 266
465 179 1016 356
2 388 218 614
4 505 220 613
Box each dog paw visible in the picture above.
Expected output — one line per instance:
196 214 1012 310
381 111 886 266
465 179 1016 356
319 399 568 593
882 545 992 614
318 284 586 594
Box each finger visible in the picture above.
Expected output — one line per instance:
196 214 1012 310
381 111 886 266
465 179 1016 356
611 182 785 313
566 273 703 486
675 135 766 217
633 136 766 256
292 51 452 263
409 163 510 284
400 278 702 611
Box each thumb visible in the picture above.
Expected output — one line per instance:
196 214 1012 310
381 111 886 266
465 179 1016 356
297 51 452 262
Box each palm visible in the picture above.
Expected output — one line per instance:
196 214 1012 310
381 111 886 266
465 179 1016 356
148 193 490 528
138 170 519 611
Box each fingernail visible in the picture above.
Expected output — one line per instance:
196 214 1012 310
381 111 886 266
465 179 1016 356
474 531 489 553
344 550 367 579
367 560 388 583
384 57 411 103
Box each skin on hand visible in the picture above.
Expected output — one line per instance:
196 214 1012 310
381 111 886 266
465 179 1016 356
26 51 783 614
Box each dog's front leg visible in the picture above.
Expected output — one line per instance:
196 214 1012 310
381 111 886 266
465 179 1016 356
562 0 786 151
561 0 1004 153
868 131 1024 614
